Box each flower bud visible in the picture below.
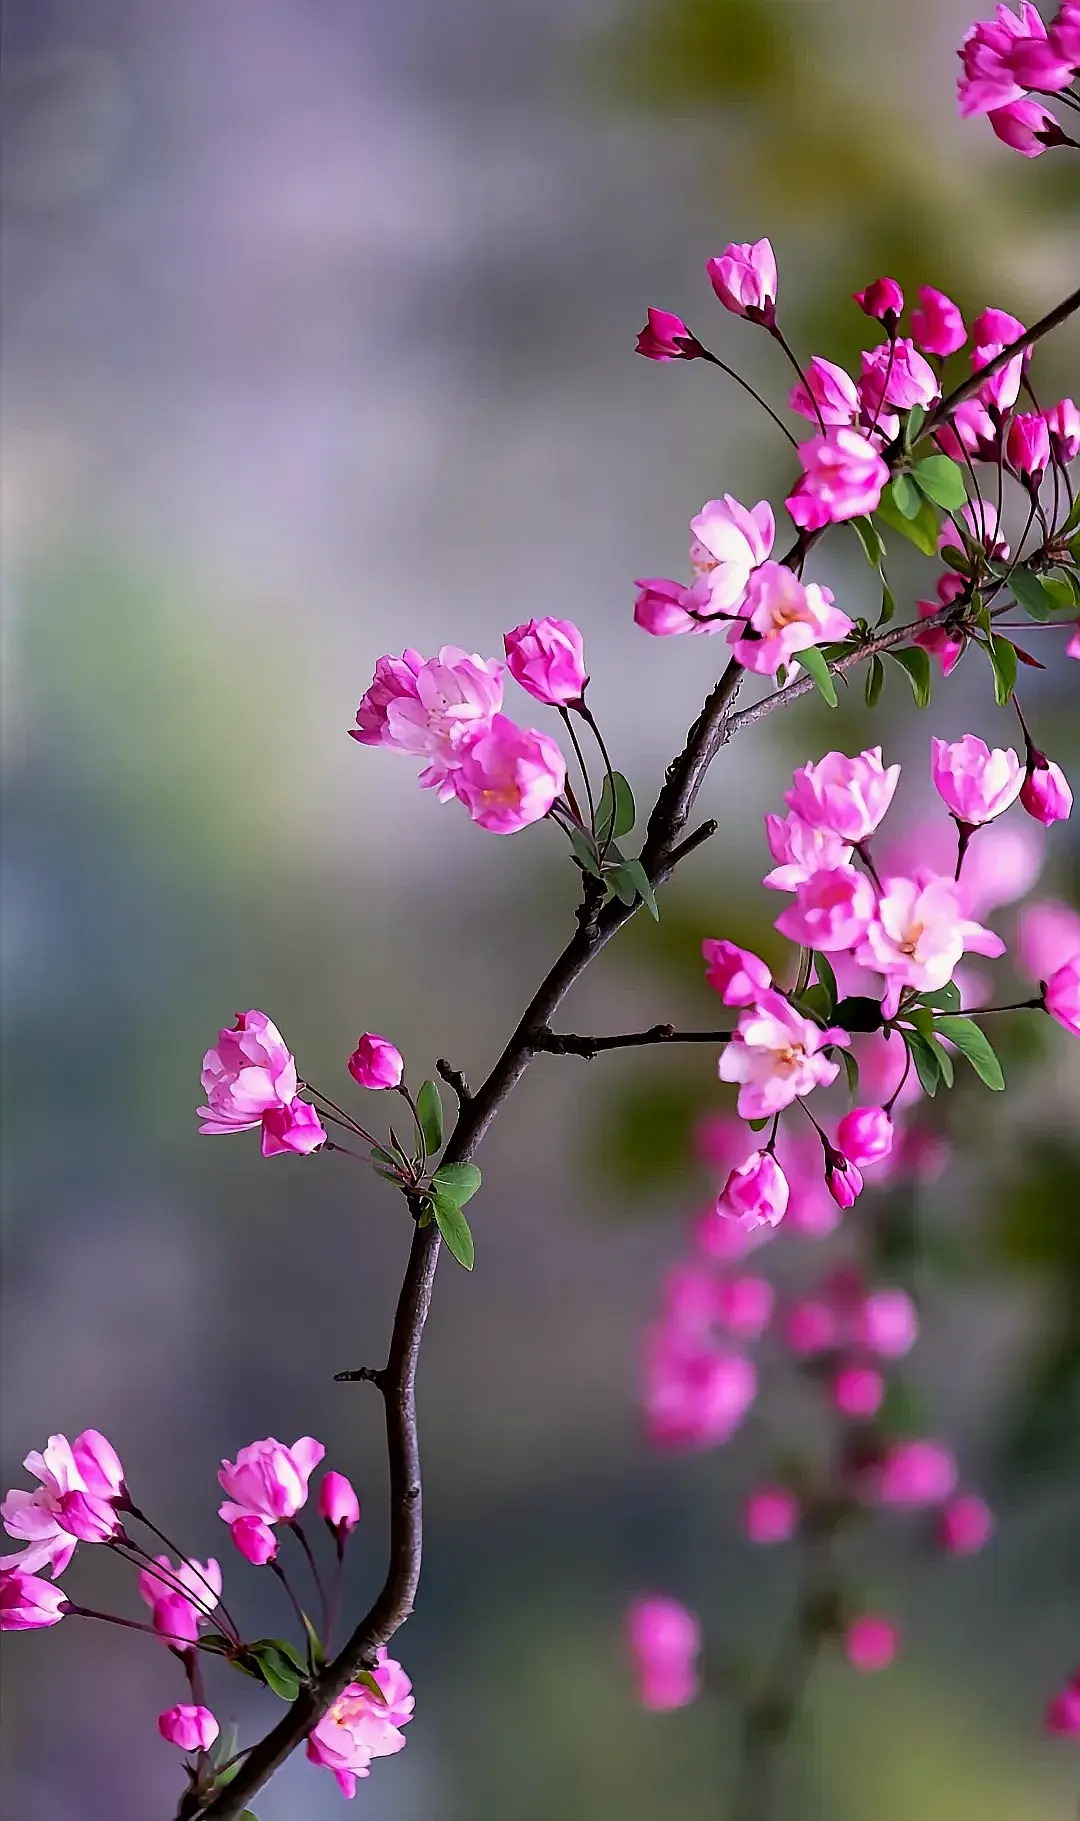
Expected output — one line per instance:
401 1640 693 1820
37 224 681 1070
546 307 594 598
836 1106 894 1169
854 1288 918 1359
832 1363 885 1420
1006 411 1051 485
626 1597 701 1711
706 239 777 325
158 1704 220 1753
503 618 588 706
1045 397 1080 464
853 277 904 327
318 1470 361 1539
0 1566 67 1630
56 1490 123 1544
716 1152 789 1233
635 309 703 362
701 939 771 1006
229 1515 278 1565
150 1591 200 1646
1044 957 1080 1038
1020 755 1073 826
825 1151 864 1210
348 1033 405 1091
909 286 966 357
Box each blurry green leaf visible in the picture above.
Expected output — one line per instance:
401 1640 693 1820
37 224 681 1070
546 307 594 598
886 645 932 707
798 644 838 707
432 1162 482 1206
912 453 967 510
604 862 638 907
798 983 831 1022
938 542 971 575
433 1193 475 1269
417 1080 444 1154
933 1015 1005 1090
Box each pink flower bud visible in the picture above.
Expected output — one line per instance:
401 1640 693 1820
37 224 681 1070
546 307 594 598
938 1493 994 1555
705 239 777 325
0 1566 67 1630
836 1107 894 1169
1046 397 1080 464
845 1615 898 1673
825 1153 864 1210
1006 412 1051 483
150 1590 200 1645
786 429 890 530
988 96 1062 155
1069 625 1080 661
633 575 706 639
1045 956 1080 1037
714 1276 775 1340
788 356 860 428
775 866 876 953
701 939 772 1007
716 1152 790 1234
453 715 567 834
158 1704 220 1753
626 1596 701 1710
1020 756 1073 826
503 618 588 707
859 339 940 415
318 1471 361 1538
854 277 904 326
832 1363 885 1420
931 734 1023 826
909 287 966 358
635 309 703 362
855 1288 918 1358
744 1486 800 1544
348 1033 405 1091
229 1516 278 1565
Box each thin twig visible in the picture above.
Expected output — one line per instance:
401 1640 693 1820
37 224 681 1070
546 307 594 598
531 1022 733 1058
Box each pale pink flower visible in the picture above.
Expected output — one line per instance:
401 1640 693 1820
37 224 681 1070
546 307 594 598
1045 956 1080 1036
1046 1673 1080 1737
789 357 860 427
633 576 712 639
728 563 852 675
857 874 1005 1016
915 572 967 678
957 3 1048 116
715 1276 775 1339
785 747 901 844
876 1439 958 1507
0 1566 67 1630
318 1471 361 1538
845 1615 898 1672
836 1106 894 1169
2 1430 125 1574
453 715 566 833
350 650 423 746
859 340 940 416
989 96 1061 153
786 428 890 530
626 1597 701 1711
1020 756 1073 825
689 496 775 615
853 277 904 325
1007 412 1051 481
381 647 505 798
910 287 967 358
230 1515 277 1565
138 1554 221 1636
702 939 772 1006
716 1151 790 1233
832 1363 885 1418
636 309 703 362
642 1332 757 1451
705 239 777 323
306 1650 414 1797
218 1435 325 1529
855 1288 918 1358
504 617 588 706
744 1486 800 1544
1046 397 1080 463
259 1098 326 1157
348 1033 405 1091
158 1704 219 1753
931 734 1023 825
938 1494 995 1555
1017 899 1080 979
198 1010 297 1138
720 991 846 1119
775 866 876 953
763 810 852 890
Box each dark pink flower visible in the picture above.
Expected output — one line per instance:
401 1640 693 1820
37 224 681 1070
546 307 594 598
633 576 708 639
825 1153 864 1210
716 1151 790 1233
1051 0 1080 62
348 1033 405 1090
957 4 1048 117
832 1363 885 1419
1007 411 1051 481
854 277 904 326
2 1430 125 1574
199 1011 323 1155
1046 397 1080 462
988 96 1062 154
784 1298 839 1355
318 1471 361 1539
504 617 588 706
1046 1673 1080 1737
706 239 777 324
626 1597 701 1710
1045 955 1080 1036
836 1107 894 1169
1020 755 1073 825
260 1098 326 1157
910 287 967 357
859 339 940 415
0 1566 67 1630
158 1704 219 1752
635 308 703 361
642 1330 757 1451
789 356 860 427
915 572 967 678
229 1516 277 1565
876 1439 958 1507
218 1435 325 1529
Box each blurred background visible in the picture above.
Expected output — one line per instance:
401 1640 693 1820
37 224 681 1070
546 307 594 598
2 1 1079 1815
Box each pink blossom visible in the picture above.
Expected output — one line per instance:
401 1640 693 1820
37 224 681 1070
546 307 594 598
784 1298 839 1355
832 1363 885 1419
785 747 901 844
1007 411 1051 481
348 1033 405 1091
318 1471 361 1538
727 564 852 676
1017 900 1080 979
1020 756 1073 825
931 734 1023 825
853 277 904 325
774 866 876 953
763 810 852 890
306 1650 414 1797
56 1490 123 1543
350 650 423 746
633 576 709 639
786 428 890 530
947 499 1011 562
453 715 566 833
218 1435 325 1529
1052 0 1080 60
910 287 967 358
972 308 1027 413
989 96 1061 153
915 572 967 678
689 495 775 615
705 239 777 323
259 1098 326 1157
855 1031 922 1112
825 1153 864 1209
857 874 1005 1015
230 1516 277 1565
935 398 1000 463
1045 956 1080 1035
378 647 505 798
2 1430 125 1575
138 1554 221 1636
719 991 846 1119
158 1704 219 1753
837 1106 894 1169
198 1010 297 1138
626 1597 701 1711
1006 29 1075 87
148 1590 200 1645
1046 397 1080 462
503 617 588 706
957 4 1049 117
642 1331 757 1451
716 1151 790 1233
789 357 860 427
938 1494 995 1555
662 1263 718 1337
845 1615 898 1672
744 1486 800 1544
702 939 772 1006
876 1439 958 1507
715 1276 775 1339
855 1288 919 1358
859 340 940 417
781 1134 846 1238
0 1565 67 1630
636 309 703 362
1046 1674 1080 1738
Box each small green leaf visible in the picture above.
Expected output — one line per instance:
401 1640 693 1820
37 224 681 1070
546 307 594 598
604 862 638 907
839 1048 860 1099
369 1145 400 1171
864 653 884 707
886 645 932 708
933 1016 1006 1090
199 1631 233 1656
918 982 961 1012
986 632 1018 706
1008 566 1053 621
876 482 941 556
1059 492 1080 537
904 402 927 448
928 1034 954 1090
848 515 886 566
748 1116 771 1132
595 771 636 845
569 825 602 877
1042 572 1079 611
433 1193 475 1269
797 643 838 707
244 1641 303 1701
798 983 832 1023
302 1610 325 1671
938 543 971 575
878 578 896 625
813 953 838 1010
912 453 967 511
903 1029 941 1097
432 1161 482 1206
621 859 660 920
890 473 923 519
355 1669 389 1706
416 1080 444 1155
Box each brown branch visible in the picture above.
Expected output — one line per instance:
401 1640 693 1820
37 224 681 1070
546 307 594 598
920 285 1080 439
531 1022 733 1058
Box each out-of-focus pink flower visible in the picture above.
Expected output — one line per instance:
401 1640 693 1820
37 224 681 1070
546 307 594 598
702 939 772 1006
832 1363 885 1419
855 1288 919 1358
365 646 505 798
938 1494 995 1555
259 1099 326 1157
158 1704 219 1753
230 1516 277 1565
876 1439 958 1507
633 576 710 639
453 715 566 833
837 1107 894 1169
845 1615 898 1672
957 4 1048 116
785 747 901 844
728 564 852 675
138 1554 222 1639
642 1331 757 1451
636 309 703 361
306 1649 414 1796
910 287 966 357
218 1436 325 1530
825 1153 864 1209
915 572 967 678
789 356 860 427
1017 900 1080 979
786 428 890 530
689 496 775 615
626 1596 701 1710
719 991 846 1119
859 340 940 416
775 866 876 953
662 1263 719 1337
318 1472 361 1538
855 1031 922 1113
0 1566 67 1630
780 1132 845 1238
198 1011 297 1138
1020 756 1073 825
931 734 1023 826
857 874 1005 1016
1046 1673 1080 1737
716 1151 790 1233
784 1298 839 1355
706 239 777 324
955 816 1044 917
1007 412 1052 482
854 277 904 326
763 811 852 891
350 650 423 746
1046 397 1080 463
989 96 1061 153
744 1486 800 1544
715 1276 775 1339
503 618 588 706
2 1431 125 1576
1045 956 1080 1035
1069 625 1080 660
348 1034 405 1091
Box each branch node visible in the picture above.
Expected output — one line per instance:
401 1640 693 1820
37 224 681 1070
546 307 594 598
334 1366 387 1389
435 1057 471 1108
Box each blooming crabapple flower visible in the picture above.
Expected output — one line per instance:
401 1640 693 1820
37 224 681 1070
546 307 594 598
774 866 877 953
989 96 1062 153
307 1649 414 1796
789 356 860 427
716 1151 790 1233
318 1471 361 1538
504 617 588 706
957 3 1050 116
1020 755 1073 825
784 1299 839 1355
744 1486 800 1544
705 238 777 324
836 1106 894 1169
785 428 890 530
856 874 1005 1016
762 810 853 891
453 715 566 833
218 1435 325 1531
378 647 505 798
832 1363 885 1419
1007 411 1051 481
714 1276 775 1339
859 340 940 416
689 495 775 615
633 576 709 638
230 1515 277 1565
56 1490 123 1543
138 1554 221 1637
931 734 1023 826
727 564 852 676
972 308 1027 414
626 1597 701 1711
348 1033 405 1091
853 277 904 326
1045 956 1080 1036
198 1011 299 1140
1053 0 1080 60
915 572 967 678
635 309 703 362
876 1439 958 1507
1046 1674 1080 1737
719 992 846 1119
642 1330 757 1450
158 1704 219 1753
1017 900 1080 979
259 1098 326 1157
934 397 999 463
855 1288 918 1358
2 1430 125 1575
938 1493 995 1555
1046 397 1080 462
349 650 423 745
910 286 966 358
0 1566 67 1630
845 1615 898 1673
1006 26 1075 87
702 939 772 1006
825 1152 864 1209
785 747 901 844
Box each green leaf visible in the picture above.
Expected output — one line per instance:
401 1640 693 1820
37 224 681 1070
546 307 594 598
933 1016 1006 1090
927 1034 955 1090
355 1669 389 1706
569 824 601 877
886 645 932 708
904 403 927 449
876 482 941 556
748 1116 771 1132
864 653 884 707
621 858 660 920
918 982 961 1012
433 1192 475 1269
199 1631 233 1656
604 862 639 907
1009 566 1057 622
813 953 838 1010
1060 492 1080 537
911 453 967 511
938 543 971 576
301 1610 325 1671
797 643 838 707
1042 572 1080 611
903 1029 941 1097
432 1161 482 1206
848 514 886 567
369 1144 401 1171
416 1080 444 1155
244 1641 303 1701
839 1048 860 1099
798 983 831 1023
596 770 636 843
986 632 1018 706
890 472 923 519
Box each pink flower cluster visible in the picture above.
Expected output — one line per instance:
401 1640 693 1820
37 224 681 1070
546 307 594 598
1 1429 126 1580
306 1649 415 1796
958 4 1077 155
198 1010 327 1157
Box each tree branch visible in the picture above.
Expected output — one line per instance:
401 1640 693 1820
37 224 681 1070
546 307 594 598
531 1022 733 1058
